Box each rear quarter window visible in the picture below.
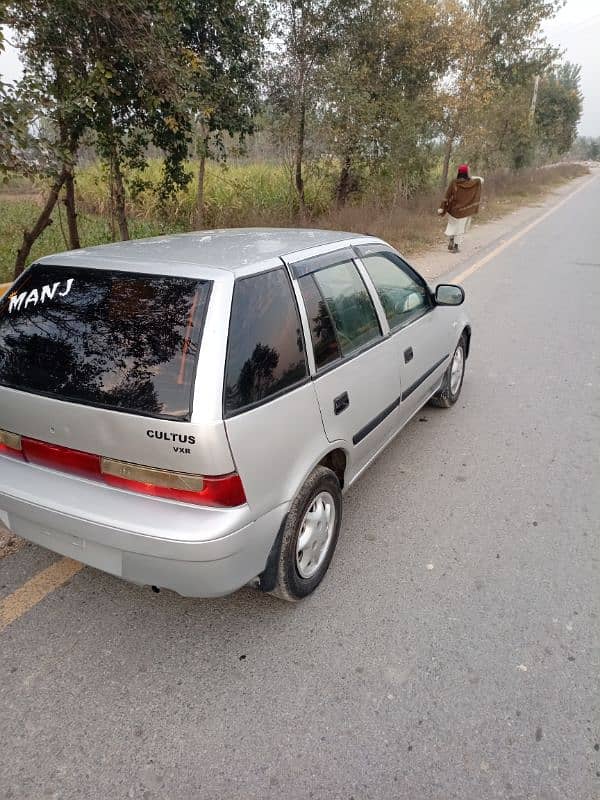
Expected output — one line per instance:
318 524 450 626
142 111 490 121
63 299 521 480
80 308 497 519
224 268 308 416
0 264 211 420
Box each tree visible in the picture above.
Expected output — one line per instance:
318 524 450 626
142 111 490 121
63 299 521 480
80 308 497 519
439 0 561 182
320 0 454 205
267 0 340 218
181 0 267 227
6 0 194 275
535 62 583 158
570 136 600 162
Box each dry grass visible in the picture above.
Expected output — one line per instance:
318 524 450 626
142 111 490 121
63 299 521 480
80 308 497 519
310 163 589 254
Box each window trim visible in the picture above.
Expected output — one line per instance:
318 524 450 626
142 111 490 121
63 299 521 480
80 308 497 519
290 247 357 279
222 265 310 419
0 263 212 422
353 246 435 333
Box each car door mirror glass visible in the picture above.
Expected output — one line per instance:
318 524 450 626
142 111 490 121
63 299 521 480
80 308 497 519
435 284 464 306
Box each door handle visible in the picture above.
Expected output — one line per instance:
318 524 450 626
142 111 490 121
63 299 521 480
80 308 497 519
334 392 350 415
404 347 414 363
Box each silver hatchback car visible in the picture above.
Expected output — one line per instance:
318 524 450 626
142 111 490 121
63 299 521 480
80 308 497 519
0 229 470 601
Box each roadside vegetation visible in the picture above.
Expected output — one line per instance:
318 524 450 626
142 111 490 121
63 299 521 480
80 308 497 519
0 161 587 285
0 0 585 282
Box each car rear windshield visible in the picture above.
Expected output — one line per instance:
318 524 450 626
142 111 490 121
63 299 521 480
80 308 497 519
0 264 211 420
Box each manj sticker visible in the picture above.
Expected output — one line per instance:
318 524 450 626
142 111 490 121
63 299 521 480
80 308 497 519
8 279 74 314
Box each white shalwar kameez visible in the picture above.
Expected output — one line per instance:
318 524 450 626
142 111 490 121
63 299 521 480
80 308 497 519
444 214 472 248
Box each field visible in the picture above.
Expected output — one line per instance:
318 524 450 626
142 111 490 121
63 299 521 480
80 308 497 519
0 161 588 284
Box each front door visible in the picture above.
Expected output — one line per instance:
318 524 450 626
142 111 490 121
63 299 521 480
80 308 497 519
354 246 451 422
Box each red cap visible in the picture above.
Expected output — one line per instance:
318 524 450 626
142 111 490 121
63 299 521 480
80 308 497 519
458 164 469 175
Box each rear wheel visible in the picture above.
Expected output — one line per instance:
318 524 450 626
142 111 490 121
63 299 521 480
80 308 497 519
430 334 466 408
270 466 342 602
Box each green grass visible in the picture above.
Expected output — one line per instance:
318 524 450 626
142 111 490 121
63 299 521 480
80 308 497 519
76 159 337 227
0 199 186 284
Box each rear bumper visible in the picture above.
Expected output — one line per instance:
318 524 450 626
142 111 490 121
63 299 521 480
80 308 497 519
0 457 286 597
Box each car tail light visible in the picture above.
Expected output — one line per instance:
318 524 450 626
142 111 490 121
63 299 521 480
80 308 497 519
22 437 100 479
100 458 246 507
0 429 24 460
1 430 246 508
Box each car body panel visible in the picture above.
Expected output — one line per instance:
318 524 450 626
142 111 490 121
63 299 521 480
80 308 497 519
310 337 402 483
36 228 372 276
0 456 286 596
390 311 452 422
224 381 332 517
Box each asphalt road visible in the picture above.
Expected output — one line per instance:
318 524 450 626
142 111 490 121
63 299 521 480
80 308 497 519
1 174 599 800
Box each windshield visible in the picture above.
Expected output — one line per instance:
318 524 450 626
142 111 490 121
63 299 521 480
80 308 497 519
0 264 211 420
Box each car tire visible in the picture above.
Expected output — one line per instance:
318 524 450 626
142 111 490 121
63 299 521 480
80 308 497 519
429 333 466 408
270 466 342 602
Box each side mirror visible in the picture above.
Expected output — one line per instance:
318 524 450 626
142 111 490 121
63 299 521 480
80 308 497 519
435 284 465 306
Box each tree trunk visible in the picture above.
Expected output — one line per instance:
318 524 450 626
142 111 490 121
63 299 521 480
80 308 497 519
14 166 69 279
112 151 130 241
441 137 453 188
64 168 81 250
335 153 353 208
195 134 210 228
294 86 307 220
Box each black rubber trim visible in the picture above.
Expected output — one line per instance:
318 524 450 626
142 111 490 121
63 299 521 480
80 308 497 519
352 397 400 446
311 334 383 378
290 247 356 279
258 513 288 592
401 354 449 402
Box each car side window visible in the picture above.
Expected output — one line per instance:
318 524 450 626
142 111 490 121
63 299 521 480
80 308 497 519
299 259 381 363
224 269 308 416
360 251 432 330
297 273 342 369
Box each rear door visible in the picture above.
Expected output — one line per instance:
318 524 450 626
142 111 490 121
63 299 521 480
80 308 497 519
354 246 451 422
222 266 330 516
291 248 401 479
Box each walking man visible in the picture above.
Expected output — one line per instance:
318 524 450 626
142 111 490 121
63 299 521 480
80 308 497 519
438 164 484 252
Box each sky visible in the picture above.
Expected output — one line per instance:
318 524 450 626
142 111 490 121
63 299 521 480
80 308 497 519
1 0 600 137
543 0 600 136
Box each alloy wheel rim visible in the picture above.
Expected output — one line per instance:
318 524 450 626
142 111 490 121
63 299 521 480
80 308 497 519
296 491 336 579
450 346 464 395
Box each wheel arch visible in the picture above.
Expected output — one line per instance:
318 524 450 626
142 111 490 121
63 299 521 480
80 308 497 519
258 448 348 593
317 447 348 489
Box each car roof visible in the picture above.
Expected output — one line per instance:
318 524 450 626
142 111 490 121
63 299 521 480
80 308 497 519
37 228 385 277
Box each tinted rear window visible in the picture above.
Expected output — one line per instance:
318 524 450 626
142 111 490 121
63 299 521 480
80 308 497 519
0 264 211 420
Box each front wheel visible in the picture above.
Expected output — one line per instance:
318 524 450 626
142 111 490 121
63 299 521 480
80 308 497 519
430 334 466 408
270 466 342 602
